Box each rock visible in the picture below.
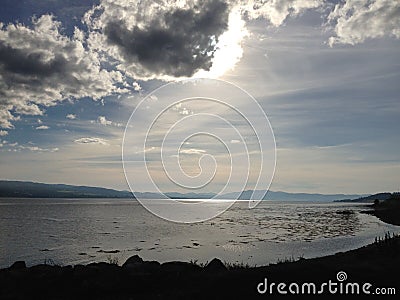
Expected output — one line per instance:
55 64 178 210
204 258 227 272
122 255 143 267
9 261 26 270
122 255 161 273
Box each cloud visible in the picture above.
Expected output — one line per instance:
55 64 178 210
3 141 58 152
0 109 20 129
86 0 230 79
36 125 49 130
328 0 400 45
0 130 7 136
180 148 207 155
242 0 324 26
83 0 329 80
2 0 397 132
0 14 128 129
18 145 59 152
66 114 76 120
97 116 112 126
74 137 109 145
97 115 123 127
195 5 248 78
132 82 141 91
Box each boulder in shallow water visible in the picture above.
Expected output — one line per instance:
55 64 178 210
122 255 161 273
204 258 227 272
9 261 26 270
122 255 144 267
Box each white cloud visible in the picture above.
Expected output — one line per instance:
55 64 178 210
0 110 20 129
97 115 123 127
180 148 207 155
66 114 77 120
179 108 190 115
98 116 112 126
37 119 43 124
328 0 400 45
0 15 128 129
36 125 49 130
0 130 7 136
132 82 141 91
74 137 109 145
242 0 324 27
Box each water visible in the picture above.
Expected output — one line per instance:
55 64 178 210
0 198 399 268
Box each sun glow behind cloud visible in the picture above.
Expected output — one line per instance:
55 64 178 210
195 6 248 79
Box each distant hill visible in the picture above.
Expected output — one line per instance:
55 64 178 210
220 190 363 202
165 192 216 199
0 180 364 201
335 192 393 203
0 181 132 198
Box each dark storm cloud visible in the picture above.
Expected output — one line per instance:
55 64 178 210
0 41 68 79
104 0 229 77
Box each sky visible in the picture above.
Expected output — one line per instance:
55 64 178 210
0 0 399 195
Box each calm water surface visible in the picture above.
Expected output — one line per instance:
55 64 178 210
0 198 399 268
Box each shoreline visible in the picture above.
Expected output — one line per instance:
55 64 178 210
1 234 399 299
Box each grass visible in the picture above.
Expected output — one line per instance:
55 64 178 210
374 231 399 244
106 255 119 265
224 261 253 270
189 259 254 269
276 254 304 264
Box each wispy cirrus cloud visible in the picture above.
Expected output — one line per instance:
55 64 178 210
3 140 59 152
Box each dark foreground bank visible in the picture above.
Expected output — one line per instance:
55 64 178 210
1 234 399 299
